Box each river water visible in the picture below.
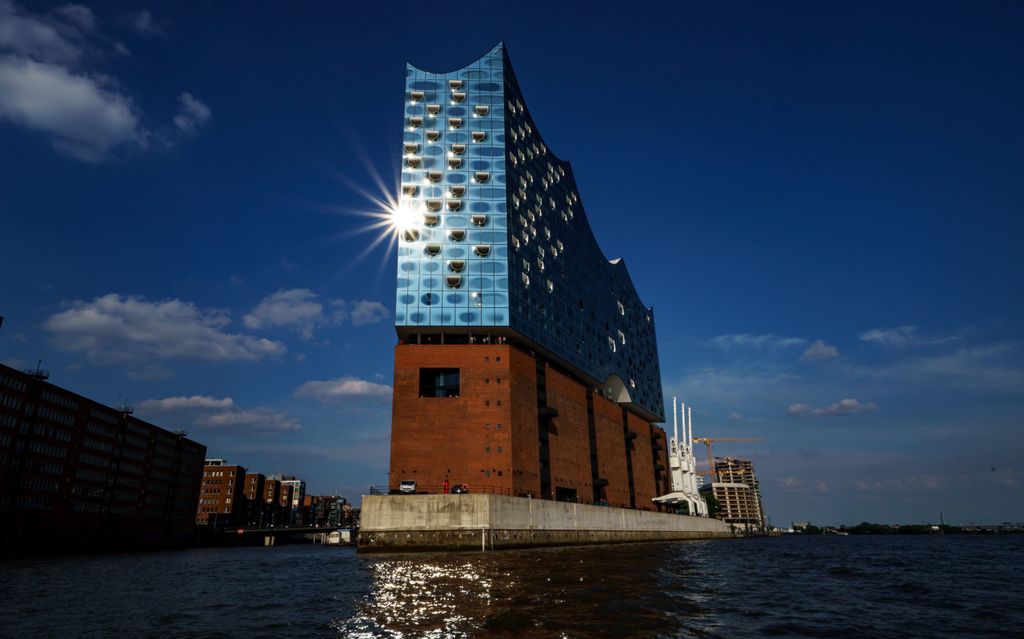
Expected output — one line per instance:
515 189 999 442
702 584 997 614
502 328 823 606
1 535 1020 638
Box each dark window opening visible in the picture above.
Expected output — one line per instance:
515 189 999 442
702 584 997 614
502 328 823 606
419 368 460 397
555 486 578 502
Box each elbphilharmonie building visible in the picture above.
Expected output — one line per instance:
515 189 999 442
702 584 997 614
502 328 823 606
389 43 670 509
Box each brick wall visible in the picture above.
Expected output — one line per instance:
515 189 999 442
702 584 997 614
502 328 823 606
388 344 665 510
593 393 631 508
546 367 592 501
390 344 515 494
627 412 657 511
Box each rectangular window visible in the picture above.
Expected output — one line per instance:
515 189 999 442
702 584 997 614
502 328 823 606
418 368 460 398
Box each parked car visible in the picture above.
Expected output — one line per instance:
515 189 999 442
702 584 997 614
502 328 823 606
399 480 417 494
450 483 469 494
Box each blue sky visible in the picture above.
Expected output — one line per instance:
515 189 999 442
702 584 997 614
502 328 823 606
1 1 1021 526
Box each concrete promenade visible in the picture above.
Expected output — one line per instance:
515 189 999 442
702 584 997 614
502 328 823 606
358 494 734 552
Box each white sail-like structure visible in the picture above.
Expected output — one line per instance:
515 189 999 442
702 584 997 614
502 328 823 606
654 397 708 516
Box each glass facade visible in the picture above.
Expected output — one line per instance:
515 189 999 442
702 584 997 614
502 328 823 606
396 43 664 421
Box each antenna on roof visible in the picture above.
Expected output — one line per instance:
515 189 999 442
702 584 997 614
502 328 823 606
25 359 49 380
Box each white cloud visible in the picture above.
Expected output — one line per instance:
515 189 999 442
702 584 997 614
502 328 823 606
138 395 236 412
787 398 878 418
854 474 949 492
858 325 959 348
45 293 286 363
137 394 300 433
195 407 300 432
858 326 918 347
173 91 210 134
295 377 392 402
244 289 325 339
849 342 1024 393
52 4 95 33
0 2 208 160
124 10 161 35
801 340 839 362
711 333 806 350
243 289 389 338
349 300 389 326
0 1 88 65
0 54 142 160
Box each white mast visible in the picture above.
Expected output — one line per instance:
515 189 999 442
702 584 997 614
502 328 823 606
672 396 679 450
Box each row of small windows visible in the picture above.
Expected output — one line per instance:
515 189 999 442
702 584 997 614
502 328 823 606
71 484 106 498
25 459 63 475
0 374 26 392
79 453 109 468
86 421 116 439
34 405 75 427
405 170 489 188
117 461 143 476
127 423 151 438
39 390 78 412
83 438 113 453
121 447 147 462
109 503 137 516
410 117 490 133
116 475 141 489
15 496 53 510
75 467 107 482
90 409 120 425
0 393 22 410
27 440 67 459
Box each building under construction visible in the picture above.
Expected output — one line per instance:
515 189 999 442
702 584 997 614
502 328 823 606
699 457 766 532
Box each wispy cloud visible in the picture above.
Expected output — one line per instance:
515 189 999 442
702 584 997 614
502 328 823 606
711 333 807 350
848 342 1023 393
854 474 949 492
801 340 839 362
243 288 329 339
243 289 388 338
138 395 236 412
195 407 300 432
859 325 958 348
348 300 389 326
778 477 830 493
45 293 286 363
0 53 143 161
173 91 210 134
123 10 162 35
787 398 878 418
295 377 392 402
138 394 300 433
0 1 208 160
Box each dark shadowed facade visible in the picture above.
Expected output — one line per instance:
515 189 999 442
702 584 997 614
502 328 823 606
0 363 205 554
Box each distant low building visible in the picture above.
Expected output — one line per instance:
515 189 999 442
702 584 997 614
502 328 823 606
304 495 354 528
269 474 305 525
0 363 206 554
196 459 247 528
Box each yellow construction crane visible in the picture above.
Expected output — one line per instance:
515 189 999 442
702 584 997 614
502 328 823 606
692 437 762 482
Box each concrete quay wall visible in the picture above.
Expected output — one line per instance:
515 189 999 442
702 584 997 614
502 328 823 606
358 494 734 552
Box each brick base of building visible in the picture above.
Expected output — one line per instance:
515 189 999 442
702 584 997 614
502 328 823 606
388 342 671 511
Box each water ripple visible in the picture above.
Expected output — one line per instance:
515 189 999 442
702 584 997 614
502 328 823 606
1 536 1022 638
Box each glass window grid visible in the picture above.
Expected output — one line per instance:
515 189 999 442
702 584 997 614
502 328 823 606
394 43 664 419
